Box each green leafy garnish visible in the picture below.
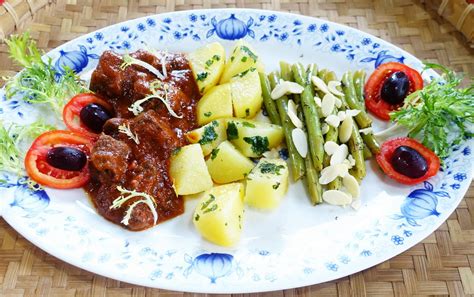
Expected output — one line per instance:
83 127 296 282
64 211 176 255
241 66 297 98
199 125 218 145
120 54 166 79
210 148 220 160
4 32 86 116
243 136 269 156
129 80 182 118
259 162 285 175
0 120 55 176
111 186 158 226
240 46 258 62
196 72 209 81
390 63 474 159
226 122 239 140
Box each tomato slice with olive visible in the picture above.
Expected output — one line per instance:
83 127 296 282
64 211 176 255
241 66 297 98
365 62 423 120
63 93 113 138
25 130 94 189
376 137 440 185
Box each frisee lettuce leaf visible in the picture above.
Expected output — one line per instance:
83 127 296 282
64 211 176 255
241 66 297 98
390 63 474 159
4 32 86 116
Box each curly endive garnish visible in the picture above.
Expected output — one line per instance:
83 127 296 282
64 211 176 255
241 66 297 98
118 123 139 144
110 186 158 226
128 80 182 118
120 54 166 80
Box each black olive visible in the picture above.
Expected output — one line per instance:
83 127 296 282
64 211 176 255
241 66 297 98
391 146 428 178
381 71 410 105
46 146 87 171
80 103 112 133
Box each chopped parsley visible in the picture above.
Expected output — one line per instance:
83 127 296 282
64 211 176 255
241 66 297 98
204 111 212 117
196 72 208 81
240 46 258 62
171 147 181 156
210 148 220 160
205 54 221 68
199 125 218 145
243 136 269 156
259 162 285 175
201 194 216 210
245 108 250 117
230 56 235 62
226 122 239 140
194 214 200 221
242 121 256 128
241 56 248 63
234 67 256 78
203 204 218 214
272 182 281 190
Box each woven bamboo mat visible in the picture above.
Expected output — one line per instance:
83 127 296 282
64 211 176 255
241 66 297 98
1 0 474 296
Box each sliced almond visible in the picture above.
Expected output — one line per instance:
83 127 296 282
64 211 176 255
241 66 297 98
311 76 329 94
325 114 341 128
347 154 356 167
319 163 349 185
314 96 322 107
337 111 346 121
343 173 360 199
323 190 352 206
346 109 361 117
287 100 303 129
335 97 342 108
339 116 353 143
327 81 345 97
321 93 336 117
262 148 280 159
321 123 330 135
324 141 339 156
270 80 304 99
330 144 349 166
359 127 373 135
292 128 308 158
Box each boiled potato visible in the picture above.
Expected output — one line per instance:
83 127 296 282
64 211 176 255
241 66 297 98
226 118 284 157
245 158 289 210
169 144 213 195
185 119 227 156
206 140 255 184
197 83 233 126
193 183 244 247
220 40 259 84
230 68 262 118
188 42 226 94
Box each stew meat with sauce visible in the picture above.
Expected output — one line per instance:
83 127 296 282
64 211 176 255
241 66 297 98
87 50 201 231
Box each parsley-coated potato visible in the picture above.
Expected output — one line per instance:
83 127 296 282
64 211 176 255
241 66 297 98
245 158 289 210
185 119 227 156
206 140 255 184
219 40 262 84
193 183 245 247
197 84 233 125
230 68 262 118
169 144 213 195
188 42 226 94
225 118 284 158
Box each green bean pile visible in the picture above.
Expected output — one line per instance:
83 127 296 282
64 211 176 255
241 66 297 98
260 63 380 205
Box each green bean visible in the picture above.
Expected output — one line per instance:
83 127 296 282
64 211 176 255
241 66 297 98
279 61 293 81
292 63 324 172
341 71 372 129
347 120 366 181
361 131 381 155
268 72 305 181
363 144 372 160
353 70 366 106
318 69 328 80
304 151 323 205
259 72 281 125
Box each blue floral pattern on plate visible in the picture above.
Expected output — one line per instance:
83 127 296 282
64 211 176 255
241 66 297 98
0 9 471 293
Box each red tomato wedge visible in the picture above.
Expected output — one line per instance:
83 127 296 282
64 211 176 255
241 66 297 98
63 93 113 138
376 137 440 185
364 62 423 120
25 130 94 189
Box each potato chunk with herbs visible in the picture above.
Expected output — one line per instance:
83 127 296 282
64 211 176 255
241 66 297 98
230 68 262 118
206 140 255 184
245 158 289 210
185 119 227 156
169 144 213 195
219 40 260 84
226 118 284 158
193 183 245 247
188 42 226 94
197 83 233 126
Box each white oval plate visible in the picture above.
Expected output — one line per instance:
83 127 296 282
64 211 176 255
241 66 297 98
0 9 472 294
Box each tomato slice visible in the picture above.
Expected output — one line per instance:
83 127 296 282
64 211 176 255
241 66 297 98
25 130 94 189
376 137 440 185
63 93 113 138
364 62 423 120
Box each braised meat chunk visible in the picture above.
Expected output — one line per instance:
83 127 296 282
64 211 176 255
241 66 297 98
86 49 200 231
